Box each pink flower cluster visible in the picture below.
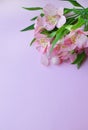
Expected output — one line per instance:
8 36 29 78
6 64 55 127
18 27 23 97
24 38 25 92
33 4 88 66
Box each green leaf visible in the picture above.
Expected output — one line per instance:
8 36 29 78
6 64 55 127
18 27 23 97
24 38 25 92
21 24 34 32
31 16 38 21
73 8 88 19
72 52 86 68
66 16 78 25
41 29 50 35
51 27 65 48
70 50 75 54
72 17 85 30
30 13 44 21
73 8 83 15
23 7 43 11
62 0 84 8
65 25 73 31
30 38 36 46
84 21 88 31
48 31 57 38
51 26 69 51
64 8 73 14
41 29 57 38
40 13 44 17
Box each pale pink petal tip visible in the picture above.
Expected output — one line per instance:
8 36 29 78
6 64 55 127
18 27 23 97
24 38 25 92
51 56 61 65
41 55 50 66
56 16 66 28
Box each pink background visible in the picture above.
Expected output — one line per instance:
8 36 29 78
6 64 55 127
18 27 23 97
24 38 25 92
0 0 88 130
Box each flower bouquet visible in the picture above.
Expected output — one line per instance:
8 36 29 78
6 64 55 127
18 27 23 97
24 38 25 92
21 0 88 68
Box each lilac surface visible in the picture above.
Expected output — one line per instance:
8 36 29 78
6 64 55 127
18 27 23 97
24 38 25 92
0 0 88 130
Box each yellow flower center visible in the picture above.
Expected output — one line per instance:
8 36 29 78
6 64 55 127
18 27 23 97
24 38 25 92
47 16 57 25
71 34 77 43
40 38 49 48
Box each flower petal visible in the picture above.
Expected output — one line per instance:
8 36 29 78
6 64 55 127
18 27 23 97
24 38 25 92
69 54 77 63
34 16 44 34
44 22 56 31
41 55 50 66
56 16 66 28
75 34 88 48
43 15 57 31
57 7 64 16
51 56 61 65
43 4 57 16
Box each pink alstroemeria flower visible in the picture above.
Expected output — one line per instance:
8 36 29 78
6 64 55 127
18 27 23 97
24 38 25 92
50 43 77 64
43 4 66 31
62 29 88 51
34 34 51 53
